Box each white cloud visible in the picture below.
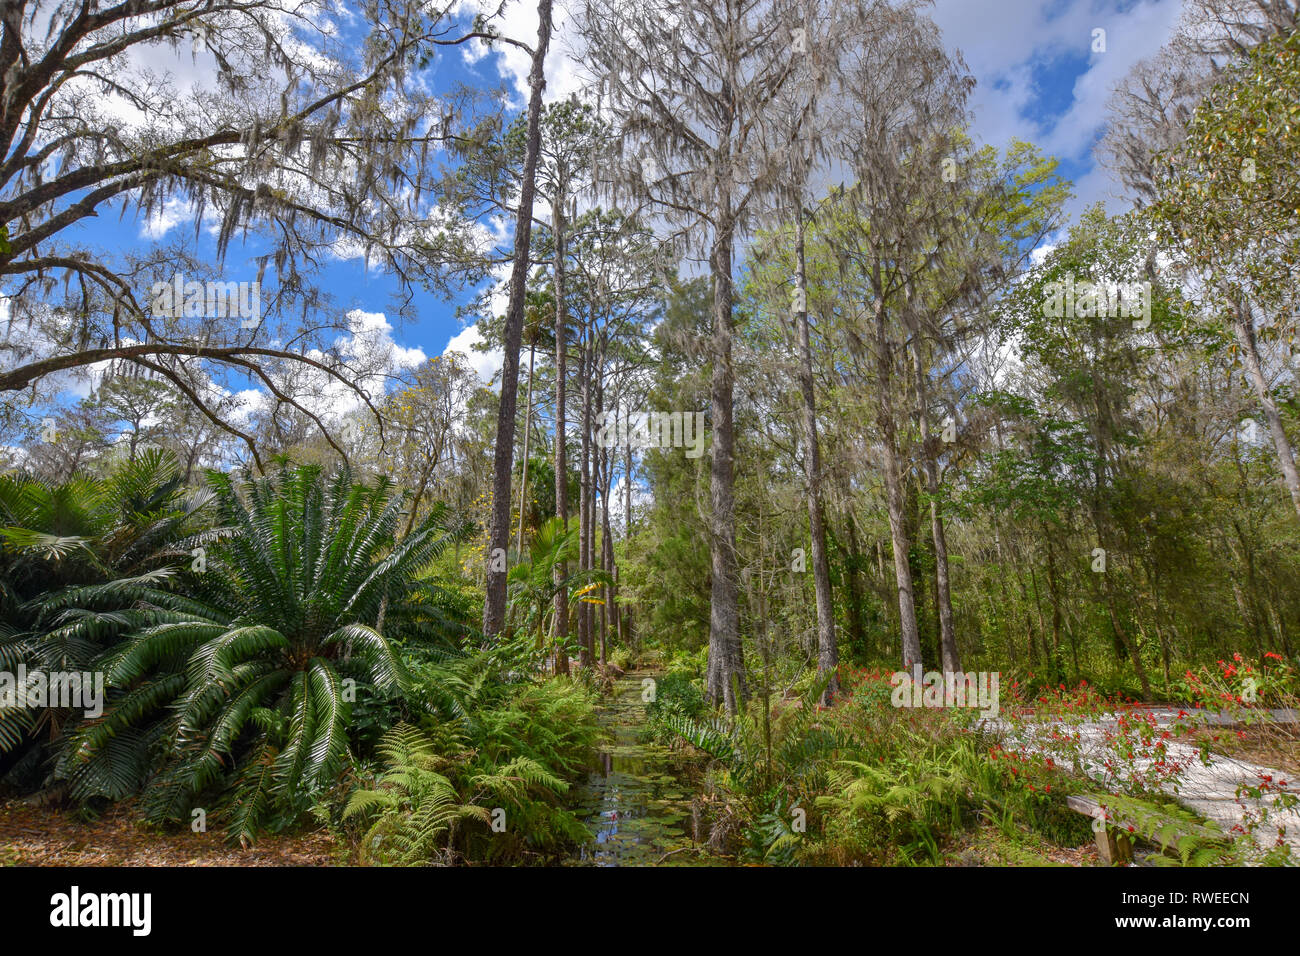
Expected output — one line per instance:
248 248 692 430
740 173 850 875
298 309 428 419
139 196 198 239
229 388 267 424
454 0 586 105
930 0 1185 220
1037 1 1187 163
219 309 430 429
1030 240 1060 266
345 309 428 371
443 321 503 386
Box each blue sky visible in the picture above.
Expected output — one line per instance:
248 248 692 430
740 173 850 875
47 0 1189 403
927 0 1186 216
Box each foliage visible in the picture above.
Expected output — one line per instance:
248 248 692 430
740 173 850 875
645 671 706 726
0 450 207 769
51 464 471 843
344 676 602 864
1151 30 1300 324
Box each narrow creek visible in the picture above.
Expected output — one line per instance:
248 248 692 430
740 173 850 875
568 669 732 866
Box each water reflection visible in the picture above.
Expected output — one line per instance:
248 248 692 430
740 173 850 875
569 672 730 867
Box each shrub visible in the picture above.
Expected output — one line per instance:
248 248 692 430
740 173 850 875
344 676 603 864
646 670 705 725
53 464 471 843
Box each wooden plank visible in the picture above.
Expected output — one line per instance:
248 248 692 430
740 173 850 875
1065 792 1229 864
1066 795 1132 865
1066 794 1100 815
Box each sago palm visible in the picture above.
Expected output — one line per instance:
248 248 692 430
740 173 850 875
0 450 204 759
57 463 471 843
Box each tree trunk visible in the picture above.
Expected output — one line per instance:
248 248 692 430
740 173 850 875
1089 516 1152 699
1234 303 1300 522
621 407 634 649
596 353 609 667
552 204 570 676
842 510 868 657
516 336 536 554
793 217 837 700
1045 532 1065 674
1028 563 1052 668
402 439 442 539
705 226 744 714
873 298 923 671
578 330 593 667
913 344 959 675
601 439 613 667
482 0 553 641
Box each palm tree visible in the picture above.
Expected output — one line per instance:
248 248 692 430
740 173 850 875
56 464 471 843
0 449 204 760
506 518 608 673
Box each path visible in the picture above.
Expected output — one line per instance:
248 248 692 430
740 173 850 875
0 801 336 865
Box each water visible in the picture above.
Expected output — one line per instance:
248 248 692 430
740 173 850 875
569 670 731 866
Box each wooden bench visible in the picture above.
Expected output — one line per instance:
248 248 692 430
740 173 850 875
1067 794 1134 865
1065 793 1230 865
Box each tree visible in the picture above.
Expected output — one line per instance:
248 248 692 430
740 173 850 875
1150 30 1300 522
901 140 1068 675
90 374 180 461
379 354 479 536
580 0 838 712
618 279 714 655
1100 0 1297 203
534 100 607 672
995 207 1190 696
11 396 112 480
563 208 659 666
823 3 975 672
482 0 554 642
0 0 497 465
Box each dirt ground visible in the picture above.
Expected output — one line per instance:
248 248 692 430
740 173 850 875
0 800 339 866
